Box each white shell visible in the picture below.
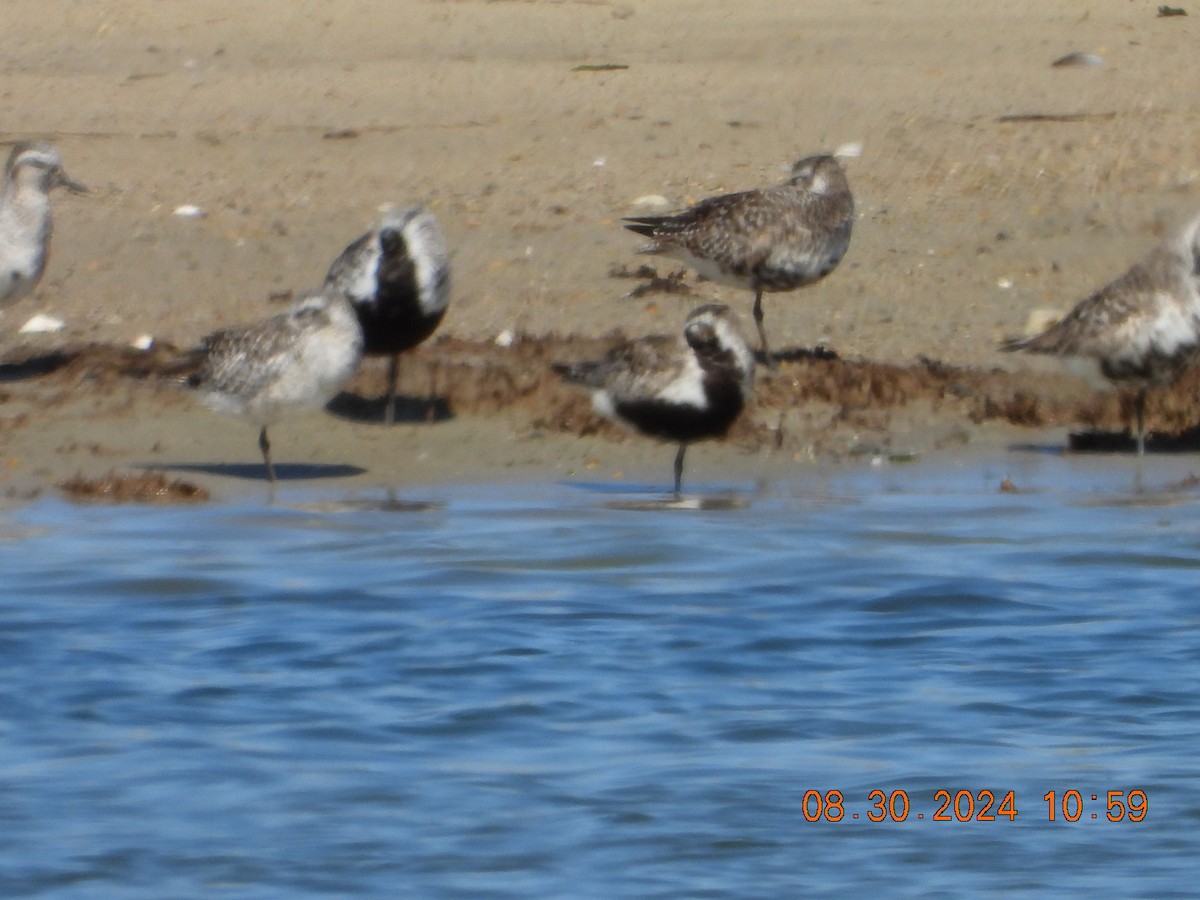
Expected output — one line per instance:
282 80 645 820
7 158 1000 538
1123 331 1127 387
19 313 65 334
1052 52 1103 68
629 194 672 214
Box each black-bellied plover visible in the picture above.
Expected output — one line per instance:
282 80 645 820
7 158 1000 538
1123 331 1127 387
623 154 854 364
0 141 86 309
553 303 754 496
181 289 363 483
1001 212 1200 455
323 205 450 424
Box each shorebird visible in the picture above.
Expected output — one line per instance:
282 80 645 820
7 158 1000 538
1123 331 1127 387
623 154 854 364
323 205 451 425
181 289 363 483
0 141 86 308
1001 212 1200 455
553 303 755 496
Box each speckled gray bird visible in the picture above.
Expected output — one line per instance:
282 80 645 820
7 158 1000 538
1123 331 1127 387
624 154 854 364
1002 212 1200 455
182 289 363 483
0 141 86 309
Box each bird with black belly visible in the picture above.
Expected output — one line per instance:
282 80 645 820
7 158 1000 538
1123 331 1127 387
553 304 755 496
323 205 451 425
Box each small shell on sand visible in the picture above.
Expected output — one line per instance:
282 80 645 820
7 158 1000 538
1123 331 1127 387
19 313 65 334
629 194 672 214
1024 308 1063 335
1051 51 1103 67
172 204 207 218
834 141 864 159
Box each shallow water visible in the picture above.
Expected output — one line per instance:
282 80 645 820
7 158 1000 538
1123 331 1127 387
2 451 1199 898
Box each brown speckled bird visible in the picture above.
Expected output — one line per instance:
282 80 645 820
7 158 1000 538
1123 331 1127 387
624 154 854 364
1001 212 1200 455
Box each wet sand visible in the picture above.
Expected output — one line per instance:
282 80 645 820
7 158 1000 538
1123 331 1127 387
3 1 1200 500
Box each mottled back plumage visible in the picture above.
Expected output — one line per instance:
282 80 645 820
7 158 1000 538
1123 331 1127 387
623 154 854 360
553 304 754 493
0 141 86 308
1001 212 1200 453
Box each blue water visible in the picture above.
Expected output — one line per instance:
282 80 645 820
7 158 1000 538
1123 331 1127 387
2 452 1199 898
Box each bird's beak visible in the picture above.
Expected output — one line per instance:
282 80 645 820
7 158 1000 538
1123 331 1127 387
55 169 89 195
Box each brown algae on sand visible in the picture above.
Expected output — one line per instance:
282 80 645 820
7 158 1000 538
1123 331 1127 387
59 471 210 504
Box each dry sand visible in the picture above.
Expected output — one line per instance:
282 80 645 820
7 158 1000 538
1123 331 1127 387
3 1 1200 501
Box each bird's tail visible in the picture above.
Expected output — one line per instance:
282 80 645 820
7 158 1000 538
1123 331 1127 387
551 360 604 387
998 325 1066 354
998 335 1033 353
622 217 665 239
155 345 210 386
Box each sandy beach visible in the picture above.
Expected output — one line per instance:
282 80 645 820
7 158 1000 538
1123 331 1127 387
3 0 1200 500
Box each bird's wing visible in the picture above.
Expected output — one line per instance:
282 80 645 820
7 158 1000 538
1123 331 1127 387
554 335 683 397
1005 249 1199 360
190 305 326 397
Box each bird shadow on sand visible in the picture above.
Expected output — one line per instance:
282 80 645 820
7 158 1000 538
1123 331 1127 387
142 462 366 482
0 350 76 383
1010 426 1200 456
1070 427 1200 454
325 391 453 425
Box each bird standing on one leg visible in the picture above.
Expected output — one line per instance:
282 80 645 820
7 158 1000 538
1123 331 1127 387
323 206 450 425
623 154 854 365
1001 211 1200 455
0 141 87 310
180 289 363 483
553 304 755 496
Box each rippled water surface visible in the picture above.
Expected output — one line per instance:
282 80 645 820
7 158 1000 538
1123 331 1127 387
3 452 1200 898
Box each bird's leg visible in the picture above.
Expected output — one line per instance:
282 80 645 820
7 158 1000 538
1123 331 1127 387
426 357 439 424
384 354 400 426
673 444 687 498
752 289 775 369
259 426 277 484
1135 388 1147 457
